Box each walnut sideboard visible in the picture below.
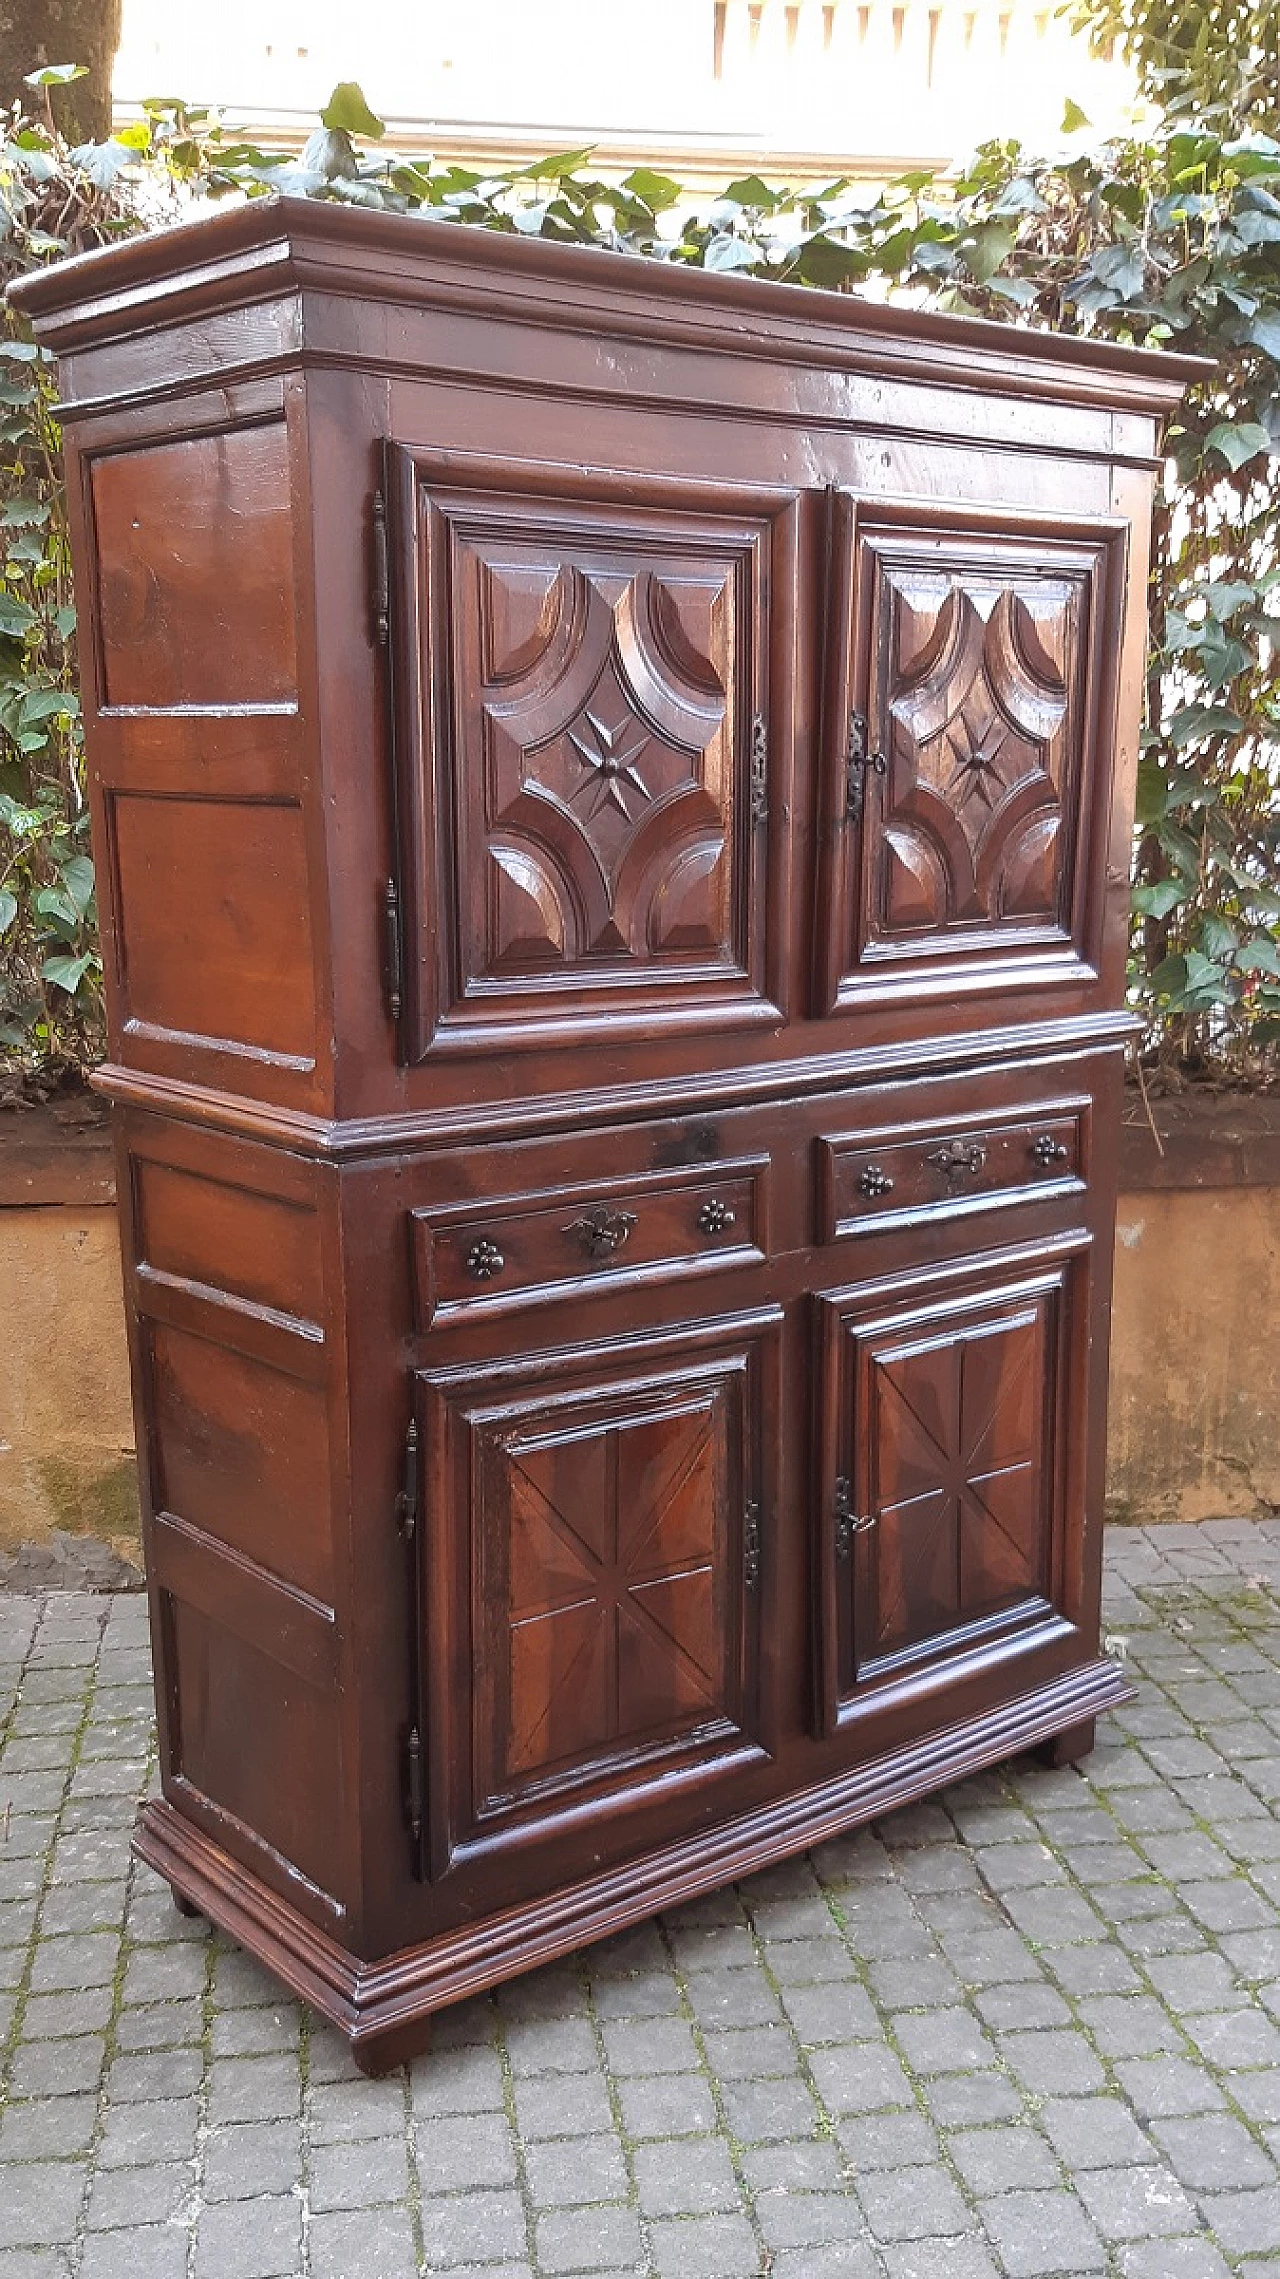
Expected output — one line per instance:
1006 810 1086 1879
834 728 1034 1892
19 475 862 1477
12 201 1198 2071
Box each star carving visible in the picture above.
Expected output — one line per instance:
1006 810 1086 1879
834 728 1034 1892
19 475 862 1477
942 708 1011 813
567 707 653 821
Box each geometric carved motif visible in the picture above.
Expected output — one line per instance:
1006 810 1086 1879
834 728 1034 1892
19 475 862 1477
855 1298 1049 1670
468 543 741 978
484 1391 730 1801
875 570 1080 938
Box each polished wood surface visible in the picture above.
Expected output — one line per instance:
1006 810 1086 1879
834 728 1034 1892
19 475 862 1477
10 199 1200 2070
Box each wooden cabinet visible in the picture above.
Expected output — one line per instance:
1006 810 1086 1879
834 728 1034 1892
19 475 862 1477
13 201 1198 2072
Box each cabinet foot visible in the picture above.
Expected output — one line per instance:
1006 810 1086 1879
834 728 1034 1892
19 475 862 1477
1037 1718 1096 1769
172 1889 202 1919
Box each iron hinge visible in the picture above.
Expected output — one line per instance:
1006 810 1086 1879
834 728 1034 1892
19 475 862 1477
396 1417 419 1541
744 1498 761 1590
835 1475 876 1559
372 486 389 646
382 876 404 1024
845 709 886 824
405 1725 424 1841
750 713 768 825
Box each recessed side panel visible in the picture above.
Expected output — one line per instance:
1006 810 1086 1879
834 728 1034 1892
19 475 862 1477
416 1311 779 1876
817 498 1127 1011
110 793 316 1069
387 451 798 1056
89 421 298 708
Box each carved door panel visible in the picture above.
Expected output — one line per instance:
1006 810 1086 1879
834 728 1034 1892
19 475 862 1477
815 495 1127 1013
414 1311 778 1876
386 448 799 1060
815 1244 1089 1729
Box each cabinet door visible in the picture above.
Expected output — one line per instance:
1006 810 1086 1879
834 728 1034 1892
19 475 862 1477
387 447 799 1060
815 1242 1089 1729
815 494 1127 1014
414 1310 779 1876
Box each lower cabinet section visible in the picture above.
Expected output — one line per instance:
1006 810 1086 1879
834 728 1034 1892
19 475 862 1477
815 1233 1092 1729
412 1308 781 1877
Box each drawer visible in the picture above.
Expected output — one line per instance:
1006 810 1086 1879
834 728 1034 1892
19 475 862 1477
412 1155 768 1327
818 1096 1086 1241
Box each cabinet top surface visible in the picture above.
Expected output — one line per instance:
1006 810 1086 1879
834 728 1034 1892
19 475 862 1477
10 190 1203 417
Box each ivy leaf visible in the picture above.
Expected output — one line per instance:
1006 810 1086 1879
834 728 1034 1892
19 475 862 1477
41 951 92 994
0 889 16 936
1132 879 1187 917
1061 99 1091 133
1249 311 1280 358
1168 702 1246 744
1205 419 1271 468
23 63 88 86
319 83 385 140
0 594 37 638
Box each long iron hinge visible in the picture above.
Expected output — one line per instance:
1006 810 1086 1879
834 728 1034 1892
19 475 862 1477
396 1417 419 1541
382 876 404 1024
405 1725 424 1841
744 1498 761 1590
372 487 390 646
750 713 768 826
835 1475 877 1559
845 709 886 825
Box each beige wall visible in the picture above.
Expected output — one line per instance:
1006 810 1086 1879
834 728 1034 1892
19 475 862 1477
0 1179 1275 1579
0 1207 139 1570
1109 1185 1280 1525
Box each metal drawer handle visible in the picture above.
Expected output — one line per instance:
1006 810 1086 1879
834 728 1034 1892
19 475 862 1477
565 1206 637 1260
857 1164 894 1200
1031 1133 1069 1167
466 1239 505 1280
835 1476 878 1559
926 1138 988 1179
698 1199 737 1237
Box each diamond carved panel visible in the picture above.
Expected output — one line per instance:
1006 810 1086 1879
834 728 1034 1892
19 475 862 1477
479 555 735 968
878 570 1079 936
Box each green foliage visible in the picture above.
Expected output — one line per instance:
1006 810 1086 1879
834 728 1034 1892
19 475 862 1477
3 75 1279 1082
1069 0 1278 138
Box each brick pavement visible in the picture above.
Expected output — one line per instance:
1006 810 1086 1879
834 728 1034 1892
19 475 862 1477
3 1518 1280 2277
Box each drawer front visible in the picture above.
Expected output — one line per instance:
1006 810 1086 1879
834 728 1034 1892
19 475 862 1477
413 1156 767 1326
819 1098 1086 1241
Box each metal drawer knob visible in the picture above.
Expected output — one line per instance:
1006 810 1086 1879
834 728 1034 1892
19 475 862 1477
698 1199 737 1237
857 1164 894 1199
466 1239 505 1280
926 1138 988 1179
1031 1133 1069 1167
565 1206 637 1260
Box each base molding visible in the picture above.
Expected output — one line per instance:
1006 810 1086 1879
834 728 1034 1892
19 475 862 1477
134 1653 1132 2072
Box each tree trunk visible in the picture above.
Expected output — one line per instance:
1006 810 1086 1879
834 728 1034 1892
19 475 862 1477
0 0 123 145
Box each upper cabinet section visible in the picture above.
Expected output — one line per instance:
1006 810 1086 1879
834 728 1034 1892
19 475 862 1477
386 449 799 1060
816 497 1129 1015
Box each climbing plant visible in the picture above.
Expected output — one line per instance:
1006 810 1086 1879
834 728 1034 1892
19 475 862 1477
3 74 1279 1083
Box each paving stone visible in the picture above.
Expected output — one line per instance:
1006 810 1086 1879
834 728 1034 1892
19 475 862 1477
979 2186 1107 2274
1151 2111 1279 2191
310 2204 418 2279
647 2212 759 2276
916 2072 1023 2126
536 2204 644 2272
881 2245 1000 2279
416 2110 517 2191
719 2076 821 2141
80 2227 191 2279
600 2016 699 2076
1038 2096 1155 2170
97 2095 199 2167
86 2160 194 2230
1075 2162 1198 2239
1117 2245 1231 2279
998 2025 1107 2093
1115 2055 1228 2117
0 2159 85 2249
895 2007 996 2075
613 2070 717 2139
202 2120 302 2202
314 2074 411 2140
780 1981 879 2042
524 2132 630 2207
311 2131 411 2210
741 2138 846 2193
194 2195 302 2279
856 2164 970 2241
513 2065 617 2139
1197 2185 1280 2254
419 2189 528 2267
947 2122 1061 2194
8 2033 106 2098
837 2111 942 2171
633 2134 740 2215
756 2186 874 2250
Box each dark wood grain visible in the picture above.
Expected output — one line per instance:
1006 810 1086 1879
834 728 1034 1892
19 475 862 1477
8 201 1192 2068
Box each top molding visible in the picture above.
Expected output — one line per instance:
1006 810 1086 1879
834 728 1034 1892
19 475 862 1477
9 192 1206 422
